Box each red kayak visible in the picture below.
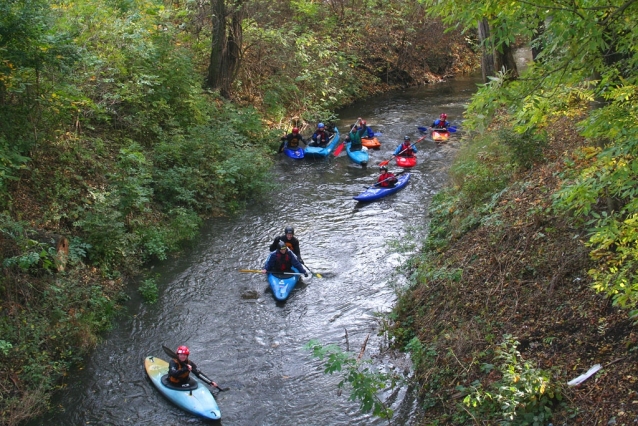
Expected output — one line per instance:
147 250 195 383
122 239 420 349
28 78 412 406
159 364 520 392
396 155 417 168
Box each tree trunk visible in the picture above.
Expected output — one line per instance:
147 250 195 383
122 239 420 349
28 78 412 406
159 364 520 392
494 42 519 80
478 18 494 83
478 18 519 82
205 0 243 99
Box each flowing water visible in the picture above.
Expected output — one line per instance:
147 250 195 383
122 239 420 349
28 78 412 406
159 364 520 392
35 75 481 426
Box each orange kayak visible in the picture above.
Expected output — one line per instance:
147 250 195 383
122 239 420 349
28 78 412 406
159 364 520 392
432 129 450 142
361 137 381 149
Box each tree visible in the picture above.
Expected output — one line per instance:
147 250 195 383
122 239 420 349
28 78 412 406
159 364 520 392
205 0 244 98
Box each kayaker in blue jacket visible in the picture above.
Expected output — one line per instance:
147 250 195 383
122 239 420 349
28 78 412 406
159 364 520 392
310 123 333 147
168 346 218 388
431 113 450 130
394 136 417 157
353 118 375 139
262 241 308 276
269 226 303 263
278 127 306 153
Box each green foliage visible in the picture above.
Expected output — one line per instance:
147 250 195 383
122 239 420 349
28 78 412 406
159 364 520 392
139 277 158 304
305 339 396 420
498 128 548 170
459 335 559 425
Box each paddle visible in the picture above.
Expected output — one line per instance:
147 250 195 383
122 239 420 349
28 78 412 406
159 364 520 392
161 345 229 391
333 118 361 157
379 135 427 167
238 269 321 278
364 170 406 189
418 125 457 133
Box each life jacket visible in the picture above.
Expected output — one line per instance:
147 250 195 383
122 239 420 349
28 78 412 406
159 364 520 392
399 142 414 156
315 130 329 143
273 250 293 272
169 358 191 384
288 134 301 148
378 172 397 187
433 119 448 129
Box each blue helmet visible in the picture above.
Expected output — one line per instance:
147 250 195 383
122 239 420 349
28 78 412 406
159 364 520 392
318 123 325 129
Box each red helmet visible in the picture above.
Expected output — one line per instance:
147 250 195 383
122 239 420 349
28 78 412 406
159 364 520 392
360 120 367 126
292 127 299 134
176 345 190 355
440 113 447 120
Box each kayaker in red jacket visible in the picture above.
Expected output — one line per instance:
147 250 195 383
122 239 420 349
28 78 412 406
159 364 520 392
377 165 398 187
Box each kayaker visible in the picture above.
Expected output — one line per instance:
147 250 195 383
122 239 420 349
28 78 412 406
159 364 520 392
352 118 375 139
431 113 450 130
377 165 398 187
310 123 333 147
347 118 371 152
278 127 306 153
394 136 417 157
262 241 308 276
269 226 303 263
168 346 218 388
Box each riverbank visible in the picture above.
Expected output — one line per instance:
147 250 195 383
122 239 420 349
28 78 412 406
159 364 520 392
392 113 636 424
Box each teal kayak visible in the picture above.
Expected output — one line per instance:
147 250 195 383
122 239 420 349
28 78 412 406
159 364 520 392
346 143 369 166
304 127 341 157
145 356 221 420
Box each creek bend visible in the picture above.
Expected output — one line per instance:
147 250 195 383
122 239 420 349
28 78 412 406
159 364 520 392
38 75 481 426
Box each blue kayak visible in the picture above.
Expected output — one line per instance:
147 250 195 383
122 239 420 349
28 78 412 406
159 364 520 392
346 143 369 166
304 127 341 157
144 356 221 420
283 146 304 159
267 266 301 301
353 173 410 202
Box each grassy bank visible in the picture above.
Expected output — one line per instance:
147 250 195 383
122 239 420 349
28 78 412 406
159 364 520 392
391 111 636 424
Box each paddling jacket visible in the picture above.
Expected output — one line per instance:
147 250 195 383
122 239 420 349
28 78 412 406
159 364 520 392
264 249 305 274
378 172 398 187
394 142 417 157
432 119 449 129
168 358 201 385
279 133 306 152
348 128 366 151
269 236 302 261
311 129 332 145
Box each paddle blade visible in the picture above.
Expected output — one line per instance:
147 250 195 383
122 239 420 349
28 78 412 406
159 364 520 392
314 273 323 279
373 132 383 137
417 126 428 132
239 269 262 273
448 126 457 132
333 142 345 156
379 159 390 167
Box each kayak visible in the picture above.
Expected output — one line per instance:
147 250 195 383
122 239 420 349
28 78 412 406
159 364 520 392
144 356 221 420
267 266 301 301
283 146 304 159
396 155 417 168
432 129 450 142
362 137 381 149
353 173 410 203
346 143 369 167
304 126 341 157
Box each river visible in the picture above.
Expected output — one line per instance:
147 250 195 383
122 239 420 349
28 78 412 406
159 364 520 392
35 75 481 426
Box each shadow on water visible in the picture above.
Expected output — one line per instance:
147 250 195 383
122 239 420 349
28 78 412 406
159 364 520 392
31 74 482 426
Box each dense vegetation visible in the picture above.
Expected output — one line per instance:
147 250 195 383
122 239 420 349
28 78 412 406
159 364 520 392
0 0 475 423
388 0 638 423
